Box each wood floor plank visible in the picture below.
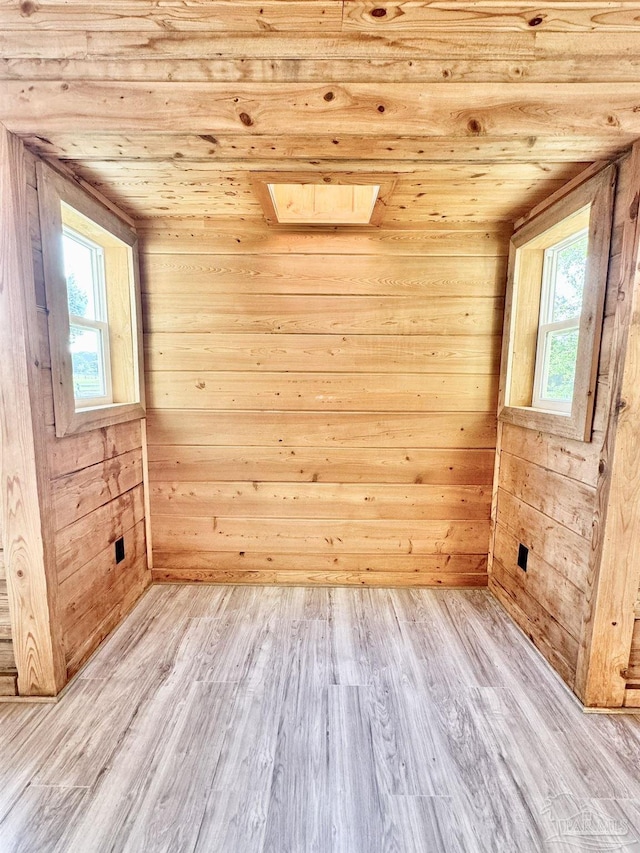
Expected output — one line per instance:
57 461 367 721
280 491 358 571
328 685 394 853
0 785 88 853
60 677 194 852
122 681 237 853
262 619 331 853
3 585 640 852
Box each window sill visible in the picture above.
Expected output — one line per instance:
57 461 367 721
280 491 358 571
54 401 145 438
499 402 592 442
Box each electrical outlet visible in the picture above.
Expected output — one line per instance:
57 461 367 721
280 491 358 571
517 543 528 572
115 536 125 564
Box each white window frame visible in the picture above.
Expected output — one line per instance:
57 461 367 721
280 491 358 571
531 227 589 414
63 226 114 408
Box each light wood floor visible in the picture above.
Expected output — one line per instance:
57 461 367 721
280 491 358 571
2 585 640 852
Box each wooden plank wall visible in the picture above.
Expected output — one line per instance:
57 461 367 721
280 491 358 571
24 148 151 681
489 152 632 692
142 218 504 586
0 512 18 695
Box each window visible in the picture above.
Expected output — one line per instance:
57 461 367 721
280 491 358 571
499 166 616 441
63 220 112 407
38 163 145 437
531 225 588 412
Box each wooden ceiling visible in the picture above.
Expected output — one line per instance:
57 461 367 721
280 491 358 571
2 1 640 224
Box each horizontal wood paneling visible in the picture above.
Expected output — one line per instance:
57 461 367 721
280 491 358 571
47 420 142 479
498 422 603 488
150 482 490 520
151 516 490 555
144 333 502 374
59 520 147 660
152 551 487 574
7 57 640 86
144 215 504 586
55 485 146 585
498 451 595 539
146 372 498 412
5 82 640 137
140 252 506 297
343 3 640 32
495 490 590 592
143 293 503 336
63 160 580 222
51 449 143 531
147 446 495 485
3 2 640 35
492 524 583 641
139 221 510 256
147 411 497 448
0 2 343 33
17 133 633 164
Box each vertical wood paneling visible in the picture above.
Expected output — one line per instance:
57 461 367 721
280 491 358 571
144 219 505 586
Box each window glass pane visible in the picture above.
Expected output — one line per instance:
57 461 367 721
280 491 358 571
548 231 588 322
542 327 579 402
70 325 106 400
62 231 104 321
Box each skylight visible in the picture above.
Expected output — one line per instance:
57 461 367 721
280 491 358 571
250 172 398 227
267 183 380 225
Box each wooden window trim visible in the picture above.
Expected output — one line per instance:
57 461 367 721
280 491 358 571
37 162 145 437
498 165 616 442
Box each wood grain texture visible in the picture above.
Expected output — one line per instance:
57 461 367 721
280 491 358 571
150 481 490 520
147 446 495 485
146 371 498 412
151 516 490 555
576 140 640 707
5 82 640 137
22 146 151 684
144 332 502 375
5 586 640 850
0 128 65 696
490 149 640 708
17 133 634 163
139 220 509 256
146 410 496 448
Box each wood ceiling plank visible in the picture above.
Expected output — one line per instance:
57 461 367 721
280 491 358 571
18 133 633 163
0 1 343 32
6 56 640 84
0 32 89 59
344 1 640 32
4 81 640 136
535 30 640 55
105 193 567 222
82 30 535 60
69 159 585 182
